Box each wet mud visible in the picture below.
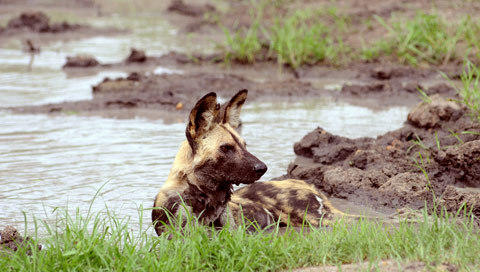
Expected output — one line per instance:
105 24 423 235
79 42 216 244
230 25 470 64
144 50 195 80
0 10 124 46
10 46 460 120
15 46 454 120
4 11 83 33
9 70 317 121
167 0 215 18
287 95 480 216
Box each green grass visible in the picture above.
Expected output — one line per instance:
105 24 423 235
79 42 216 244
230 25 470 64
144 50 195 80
373 12 461 66
268 10 349 68
371 12 480 66
457 60 480 123
222 4 264 64
221 4 350 68
2 202 480 271
442 59 480 123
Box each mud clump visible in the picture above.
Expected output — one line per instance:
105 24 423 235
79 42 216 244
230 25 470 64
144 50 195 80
408 94 464 129
125 48 147 63
370 66 418 80
6 11 82 33
64 54 100 68
167 0 215 17
288 96 480 215
0 226 41 254
434 140 480 188
7 12 50 32
440 186 480 215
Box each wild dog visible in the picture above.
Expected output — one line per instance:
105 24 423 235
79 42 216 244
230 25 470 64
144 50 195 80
152 90 346 235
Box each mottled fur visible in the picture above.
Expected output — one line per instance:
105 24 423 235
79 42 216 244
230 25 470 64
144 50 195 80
230 179 347 229
152 90 344 235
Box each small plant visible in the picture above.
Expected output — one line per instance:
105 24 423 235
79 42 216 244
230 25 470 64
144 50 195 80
268 10 338 68
220 3 351 67
458 60 480 123
222 2 264 64
375 12 461 66
417 87 432 103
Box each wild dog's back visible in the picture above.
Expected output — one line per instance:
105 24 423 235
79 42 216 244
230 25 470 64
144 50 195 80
229 179 346 228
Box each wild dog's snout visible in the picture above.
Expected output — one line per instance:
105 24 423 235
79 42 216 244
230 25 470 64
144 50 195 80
253 161 267 177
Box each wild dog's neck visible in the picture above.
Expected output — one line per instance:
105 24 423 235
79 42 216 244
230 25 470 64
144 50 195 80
165 141 193 188
165 140 233 193
165 140 233 221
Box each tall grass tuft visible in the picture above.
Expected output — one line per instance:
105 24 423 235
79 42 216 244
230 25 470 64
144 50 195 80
1 202 480 271
268 10 348 68
221 3 350 67
456 60 480 122
375 12 461 66
222 2 264 64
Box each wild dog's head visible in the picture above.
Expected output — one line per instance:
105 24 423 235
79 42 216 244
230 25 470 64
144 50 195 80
185 90 267 191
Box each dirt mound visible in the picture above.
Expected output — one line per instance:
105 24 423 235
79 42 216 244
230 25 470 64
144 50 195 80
6 11 82 33
125 48 147 63
0 226 41 254
167 0 215 17
287 96 480 215
408 94 464 129
63 54 100 68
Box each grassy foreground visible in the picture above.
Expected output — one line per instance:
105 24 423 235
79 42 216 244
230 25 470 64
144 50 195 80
1 205 479 271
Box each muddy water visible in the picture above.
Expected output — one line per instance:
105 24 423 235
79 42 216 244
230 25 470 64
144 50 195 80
0 16 409 235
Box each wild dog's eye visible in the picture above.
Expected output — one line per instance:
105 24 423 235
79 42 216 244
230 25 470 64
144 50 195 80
220 144 235 153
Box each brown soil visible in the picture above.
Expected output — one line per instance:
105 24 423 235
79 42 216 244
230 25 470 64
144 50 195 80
0 225 41 254
5 11 83 33
9 69 318 121
0 9 124 47
292 260 458 272
64 54 100 68
167 0 215 18
287 95 480 216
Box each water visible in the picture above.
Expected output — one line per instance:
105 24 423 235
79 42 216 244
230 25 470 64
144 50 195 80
0 16 410 235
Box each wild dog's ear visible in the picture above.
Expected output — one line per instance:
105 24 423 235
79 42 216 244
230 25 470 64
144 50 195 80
222 89 248 129
186 92 219 153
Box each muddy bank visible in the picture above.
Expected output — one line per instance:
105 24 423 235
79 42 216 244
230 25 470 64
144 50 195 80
3 11 83 33
8 70 319 120
0 226 41 254
287 95 480 216
0 11 124 46
10 47 460 121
